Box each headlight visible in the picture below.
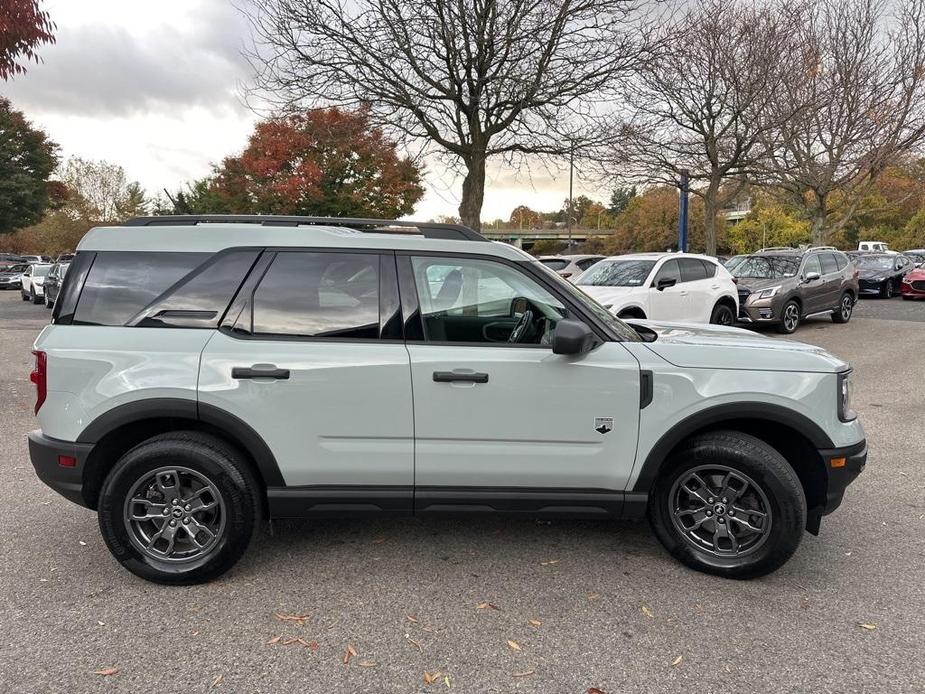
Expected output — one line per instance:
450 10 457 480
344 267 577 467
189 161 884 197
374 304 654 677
754 285 781 300
838 370 856 422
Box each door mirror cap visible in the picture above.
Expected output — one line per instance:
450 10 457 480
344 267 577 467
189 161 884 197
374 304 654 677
655 277 677 291
804 271 821 282
552 319 596 355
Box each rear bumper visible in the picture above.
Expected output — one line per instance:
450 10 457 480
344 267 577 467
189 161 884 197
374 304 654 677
28 430 94 508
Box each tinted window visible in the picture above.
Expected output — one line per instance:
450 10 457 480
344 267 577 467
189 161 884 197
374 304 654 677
702 259 717 278
538 258 569 271
834 253 848 271
576 257 602 271
653 259 681 285
820 253 838 274
133 250 260 328
577 259 656 287
74 252 208 326
679 258 708 282
734 256 800 279
251 252 380 338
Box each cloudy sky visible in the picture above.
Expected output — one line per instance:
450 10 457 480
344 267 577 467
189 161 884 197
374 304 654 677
0 0 605 221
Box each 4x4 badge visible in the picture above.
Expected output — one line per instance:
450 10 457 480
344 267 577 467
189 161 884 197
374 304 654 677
594 417 613 434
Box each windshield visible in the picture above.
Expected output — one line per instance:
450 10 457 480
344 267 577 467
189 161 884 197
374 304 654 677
723 255 747 271
531 261 641 342
33 265 51 277
576 259 656 287
857 255 894 270
538 258 569 271
733 255 800 279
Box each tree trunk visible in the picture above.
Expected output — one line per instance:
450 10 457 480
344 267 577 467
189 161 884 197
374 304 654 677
458 152 486 232
810 205 827 246
703 196 718 257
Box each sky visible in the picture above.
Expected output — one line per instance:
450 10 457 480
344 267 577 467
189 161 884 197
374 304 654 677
0 0 606 222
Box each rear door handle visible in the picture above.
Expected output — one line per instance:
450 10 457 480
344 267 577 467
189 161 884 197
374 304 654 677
433 371 489 384
232 364 290 380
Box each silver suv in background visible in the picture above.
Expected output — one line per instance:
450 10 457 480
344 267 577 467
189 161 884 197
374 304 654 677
733 249 859 333
537 254 604 281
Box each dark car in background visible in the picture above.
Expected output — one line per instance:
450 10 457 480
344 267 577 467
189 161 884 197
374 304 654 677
42 262 69 308
902 249 925 268
0 262 29 290
856 253 912 298
733 248 859 334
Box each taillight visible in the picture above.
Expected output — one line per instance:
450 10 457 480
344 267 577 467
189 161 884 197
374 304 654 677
30 350 47 415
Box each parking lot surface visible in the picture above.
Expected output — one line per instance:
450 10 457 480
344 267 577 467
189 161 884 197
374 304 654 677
0 290 923 693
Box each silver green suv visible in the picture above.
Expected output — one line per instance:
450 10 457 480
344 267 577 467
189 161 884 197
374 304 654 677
28 216 867 584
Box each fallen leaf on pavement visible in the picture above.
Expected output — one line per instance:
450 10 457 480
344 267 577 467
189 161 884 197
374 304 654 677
588 688 607 694
671 655 683 667
78 541 87 546
407 636 424 653
858 623 877 630
282 638 300 645
343 644 358 664
94 668 118 676
444 675 451 687
211 674 223 688
359 661 378 667
507 640 522 651
476 602 500 610
407 614 418 623
307 640 320 651
424 671 441 684
275 613 310 624
513 670 535 678
587 592 600 601
266 635 281 645
641 606 654 618
528 619 542 627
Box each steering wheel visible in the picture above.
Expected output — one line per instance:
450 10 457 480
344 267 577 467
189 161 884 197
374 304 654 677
508 309 534 343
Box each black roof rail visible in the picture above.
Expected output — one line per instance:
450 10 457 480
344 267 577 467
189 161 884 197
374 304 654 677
122 215 487 241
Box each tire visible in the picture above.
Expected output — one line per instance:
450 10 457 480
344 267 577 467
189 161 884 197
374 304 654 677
31 288 42 304
880 280 893 299
831 292 853 323
709 302 736 326
44 294 53 309
776 300 800 334
97 431 260 585
648 430 806 579
20 289 29 301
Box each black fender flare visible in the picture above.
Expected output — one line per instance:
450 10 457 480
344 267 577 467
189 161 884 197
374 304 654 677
77 397 284 487
631 402 834 493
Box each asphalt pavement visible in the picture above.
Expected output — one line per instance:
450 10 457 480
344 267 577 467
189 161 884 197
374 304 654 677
0 290 923 693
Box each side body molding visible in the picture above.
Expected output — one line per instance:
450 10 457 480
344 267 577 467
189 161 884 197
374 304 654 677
76 397 285 487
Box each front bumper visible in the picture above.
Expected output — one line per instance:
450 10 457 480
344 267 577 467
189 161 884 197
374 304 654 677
807 439 867 532
28 430 94 508
737 302 781 323
858 279 886 295
900 280 925 297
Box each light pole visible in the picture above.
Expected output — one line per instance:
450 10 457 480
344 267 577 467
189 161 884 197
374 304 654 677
677 169 689 253
567 141 575 248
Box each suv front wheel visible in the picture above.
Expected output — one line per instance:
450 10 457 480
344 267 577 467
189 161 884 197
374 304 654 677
98 431 260 584
648 431 806 579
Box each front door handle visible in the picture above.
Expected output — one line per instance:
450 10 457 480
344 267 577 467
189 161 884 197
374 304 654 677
232 364 290 380
433 371 489 384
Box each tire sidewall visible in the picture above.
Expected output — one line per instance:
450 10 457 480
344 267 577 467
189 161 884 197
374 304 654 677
710 303 735 326
778 300 800 334
649 433 806 578
98 437 258 584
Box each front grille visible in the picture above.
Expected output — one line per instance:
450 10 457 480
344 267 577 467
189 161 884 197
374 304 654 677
859 279 880 289
913 280 925 291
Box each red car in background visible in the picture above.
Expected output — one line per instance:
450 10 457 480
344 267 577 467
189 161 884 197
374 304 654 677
901 266 925 299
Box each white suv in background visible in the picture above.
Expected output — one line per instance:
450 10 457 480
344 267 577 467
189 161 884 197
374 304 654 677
20 263 51 304
575 253 739 325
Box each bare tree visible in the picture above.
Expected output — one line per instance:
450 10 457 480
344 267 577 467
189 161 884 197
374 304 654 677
760 0 925 245
60 157 147 223
244 0 657 230
603 0 803 255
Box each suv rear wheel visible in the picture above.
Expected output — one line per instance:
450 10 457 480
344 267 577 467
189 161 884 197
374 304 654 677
98 431 260 584
648 431 806 579
831 292 853 323
709 302 735 326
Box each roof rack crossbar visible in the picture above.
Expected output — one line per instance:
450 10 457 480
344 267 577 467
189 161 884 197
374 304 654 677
122 215 487 242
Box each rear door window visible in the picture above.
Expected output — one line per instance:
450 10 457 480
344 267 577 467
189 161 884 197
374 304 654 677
820 254 839 274
250 251 381 339
679 258 708 282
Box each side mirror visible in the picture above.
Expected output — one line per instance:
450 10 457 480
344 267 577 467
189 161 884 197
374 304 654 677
804 271 821 282
655 277 677 291
552 319 595 355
